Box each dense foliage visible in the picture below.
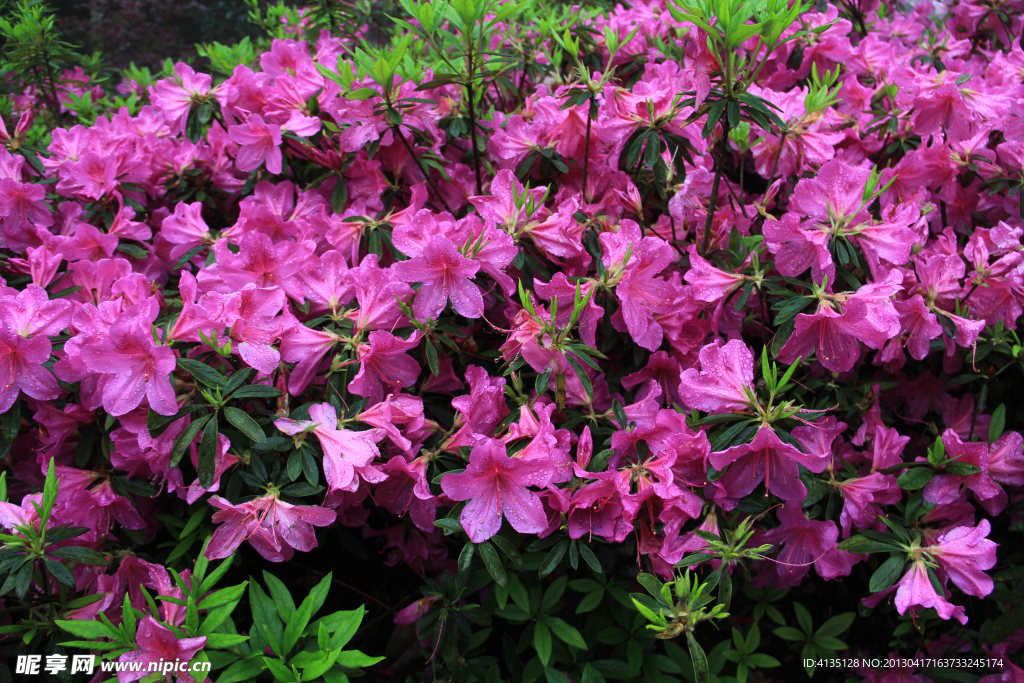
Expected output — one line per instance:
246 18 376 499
1 0 1023 681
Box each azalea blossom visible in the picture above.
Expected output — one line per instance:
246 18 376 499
441 438 553 543
116 616 207 683
710 425 830 502
392 234 484 320
206 492 336 562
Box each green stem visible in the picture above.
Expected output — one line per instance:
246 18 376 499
582 99 594 202
392 124 452 214
40 44 64 125
699 120 730 257
465 44 483 195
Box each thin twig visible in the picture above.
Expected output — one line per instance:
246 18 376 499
392 124 452 214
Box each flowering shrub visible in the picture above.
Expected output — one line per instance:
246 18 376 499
1 0 1024 681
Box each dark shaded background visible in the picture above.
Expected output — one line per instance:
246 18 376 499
48 0 264 69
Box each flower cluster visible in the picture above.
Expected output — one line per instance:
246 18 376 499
1 0 1023 680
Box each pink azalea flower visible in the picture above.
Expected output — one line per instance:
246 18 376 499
299 250 352 315
0 492 42 534
344 254 412 334
376 455 436 533
392 234 483 320
710 425 830 502
600 220 676 351
535 273 602 348
678 339 756 413
116 616 206 683
762 212 834 283
440 438 553 543
206 230 315 301
567 477 630 542
927 519 998 599
469 169 546 234
445 365 510 450
684 249 746 304
893 559 967 625
894 295 944 361
520 196 587 260
357 393 428 454
789 159 872 233
987 431 1024 486
220 284 286 374
0 284 70 412
229 114 284 174
761 502 843 587
924 429 1004 515
0 178 53 230
149 62 220 134
79 302 178 417
349 331 422 405
777 298 895 373
275 403 381 494
160 201 213 264
836 472 901 536
168 272 211 343
206 492 336 562
280 319 341 395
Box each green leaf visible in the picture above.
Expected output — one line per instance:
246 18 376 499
576 590 605 614
283 572 332 654
49 546 107 566
702 99 727 138
545 668 573 683
546 617 587 649
334 650 384 668
434 518 462 535
197 414 220 489
169 414 212 468
897 467 935 490
772 626 805 641
346 87 381 100
836 533 902 554
507 573 530 612
869 556 905 593
793 602 813 635
230 384 283 400
637 573 666 602
746 653 780 668
44 558 76 586
566 355 593 399
989 403 1006 443
643 130 662 168
944 462 982 477
490 535 524 570
478 542 507 586
262 656 293 680
816 612 855 638
686 631 710 683
980 606 1024 646
204 633 250 648
317 606 364 650
425 338 440 376
224 407 266 443
458 542 475 572
0 401 20 442
540 539 569 577
578 543 602 574
249 579 283 655
56 619 119 641
177 357 226 388
199 582 248 610
534 620 553 665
